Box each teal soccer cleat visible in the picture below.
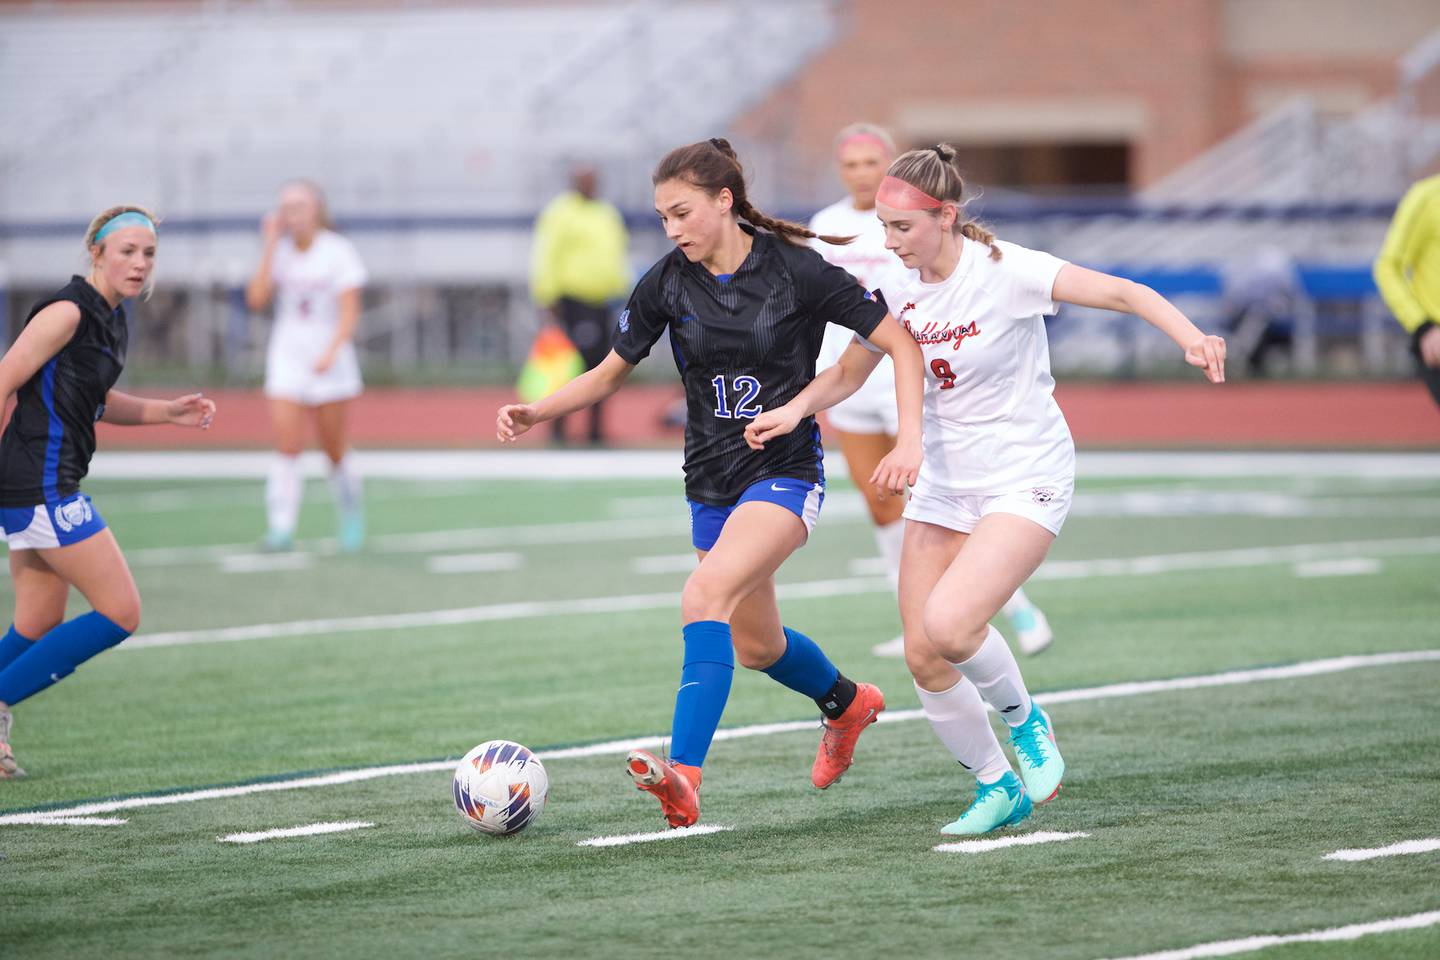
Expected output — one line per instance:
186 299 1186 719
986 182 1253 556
1008 705 1064 803
338 510 365 554
940 771 1032 835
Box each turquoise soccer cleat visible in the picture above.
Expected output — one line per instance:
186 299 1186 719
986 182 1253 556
1008 705 1065 803
338 510 366 553
940 771 1032 835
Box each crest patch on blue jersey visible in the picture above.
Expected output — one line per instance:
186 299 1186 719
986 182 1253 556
617 310 630 333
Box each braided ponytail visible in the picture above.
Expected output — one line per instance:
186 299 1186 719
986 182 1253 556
654 138 855 247
885 143 1002 261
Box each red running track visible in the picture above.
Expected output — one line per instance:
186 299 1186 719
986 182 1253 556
94 382 1440 450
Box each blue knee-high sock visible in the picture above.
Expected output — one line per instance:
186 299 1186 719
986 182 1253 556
0 612 131 706
0 625 36 673
669 620 735 768
762 627 840 699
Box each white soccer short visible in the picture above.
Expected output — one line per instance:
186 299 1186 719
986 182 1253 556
903 479 1074 537
264 337 363 406
824 360 898 435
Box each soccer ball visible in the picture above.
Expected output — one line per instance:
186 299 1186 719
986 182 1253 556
452 739 549 836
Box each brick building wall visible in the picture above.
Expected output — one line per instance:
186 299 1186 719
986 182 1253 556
736 0 1435 199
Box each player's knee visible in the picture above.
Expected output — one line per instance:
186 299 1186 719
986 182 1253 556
100 594 141 634
903 636 953 687
732 637 776 671
920 599 986 662
679 572 735 623
13 615 62 640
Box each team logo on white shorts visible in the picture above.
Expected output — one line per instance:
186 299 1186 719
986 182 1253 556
1030 487 1057 504
53 497 93 533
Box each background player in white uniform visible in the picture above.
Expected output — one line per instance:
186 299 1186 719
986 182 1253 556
811 124 1053 659
245 180 367 553
750 144 1225 835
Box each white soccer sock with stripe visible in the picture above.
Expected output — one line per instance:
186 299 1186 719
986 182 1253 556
266 454 303 536
953 624 1034 727
328 456 362 515
1002 586 1033 617
914 678 1011 783
874 519 904 590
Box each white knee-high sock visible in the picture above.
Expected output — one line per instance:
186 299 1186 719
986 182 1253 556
953 624 1034 727
266 454 303 535
914 678 1012 783
1002 587 1033 617
328 456 362 515
874 519 904 590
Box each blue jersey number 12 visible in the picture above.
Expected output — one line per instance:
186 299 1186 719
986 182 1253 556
711 375 764 419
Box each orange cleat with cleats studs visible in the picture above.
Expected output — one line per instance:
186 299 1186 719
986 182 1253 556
811 682 884 789
627 749 702 828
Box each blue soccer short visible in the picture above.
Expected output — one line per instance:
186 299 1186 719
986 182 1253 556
0 492 107 550
688 477 825 552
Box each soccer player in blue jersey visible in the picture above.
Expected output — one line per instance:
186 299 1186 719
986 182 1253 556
498 139 925 827
0 206 217 779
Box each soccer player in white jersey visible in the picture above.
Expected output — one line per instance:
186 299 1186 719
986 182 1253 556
749 144 1226 835
245 180 367 553
811 125 1053 659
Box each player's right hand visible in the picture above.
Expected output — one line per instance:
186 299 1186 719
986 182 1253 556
743 406 801 450
496 403 538 442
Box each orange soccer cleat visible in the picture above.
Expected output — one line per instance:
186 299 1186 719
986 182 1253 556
626 749 702 828
811 682 885 789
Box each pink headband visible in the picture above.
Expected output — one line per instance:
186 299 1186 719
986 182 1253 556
876 175 944 210
836 132 892 158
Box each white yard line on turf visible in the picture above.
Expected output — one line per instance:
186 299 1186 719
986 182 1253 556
426 552 524 574
1100 909 1440 960
219 553 315 574
1293 558 1381 578
6 816 128 826
631 554 698 574
934 830 1089 854
577 825 732 847
121 536 1440 650
218 821 375 844
3 648 1436 828
1324 838 1440 862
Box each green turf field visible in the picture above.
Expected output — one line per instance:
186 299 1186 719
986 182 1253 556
2 456 1437 959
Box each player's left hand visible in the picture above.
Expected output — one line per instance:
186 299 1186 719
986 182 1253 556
313 350 337 374
1185 334 1227 383
168 393 216 430
743 406 801 450
871 435 921 499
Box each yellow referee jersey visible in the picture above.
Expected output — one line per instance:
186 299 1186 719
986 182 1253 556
529 191 630 309
1374 174 1440 334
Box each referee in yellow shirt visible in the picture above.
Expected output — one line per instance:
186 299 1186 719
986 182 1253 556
1375 174 1440 409
529 166 630 445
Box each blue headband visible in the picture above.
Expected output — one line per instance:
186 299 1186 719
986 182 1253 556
93 211 157 244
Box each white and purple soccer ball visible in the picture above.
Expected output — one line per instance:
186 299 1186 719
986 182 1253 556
452 739 549 836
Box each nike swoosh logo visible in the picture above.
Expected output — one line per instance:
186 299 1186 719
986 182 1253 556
770 483 794 492
677 681 700 692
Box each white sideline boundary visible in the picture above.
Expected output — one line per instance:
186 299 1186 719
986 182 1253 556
934 830 1089 854
1101 909 1440 960
2 648 1436 828
218 821 374 844
577 825 731 847
1325 838 1440 862
122 536 1440 651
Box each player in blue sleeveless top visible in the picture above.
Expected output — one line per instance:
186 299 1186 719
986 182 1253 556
0 206 217 779
498 140 925 827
